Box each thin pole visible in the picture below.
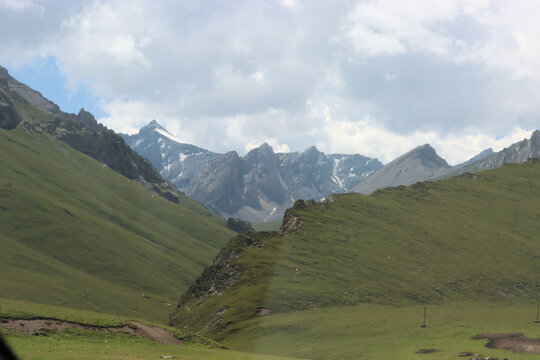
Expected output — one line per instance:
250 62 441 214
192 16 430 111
535 303 539 323
421 305 426 328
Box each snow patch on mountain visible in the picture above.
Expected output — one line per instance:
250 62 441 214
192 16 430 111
156 128 181 143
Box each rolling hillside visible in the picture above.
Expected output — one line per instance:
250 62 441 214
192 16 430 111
170 160 540 340
0 127 235 321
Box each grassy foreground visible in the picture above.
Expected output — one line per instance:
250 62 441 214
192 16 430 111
6 299 540 360
0 298 302 360
4 337 302 360
220 302 540 360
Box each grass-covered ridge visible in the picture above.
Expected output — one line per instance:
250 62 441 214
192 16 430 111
170 161 540 340
0 127 235 322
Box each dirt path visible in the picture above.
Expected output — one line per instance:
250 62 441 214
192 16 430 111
0 318 183 345
474 332 540 354
129 321 182 345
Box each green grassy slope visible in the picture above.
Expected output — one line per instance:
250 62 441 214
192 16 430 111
170 161 540 340
222 302 540 360
0 128 235 321
252 220 281 231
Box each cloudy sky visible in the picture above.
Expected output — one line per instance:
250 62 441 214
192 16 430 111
1 0 539 164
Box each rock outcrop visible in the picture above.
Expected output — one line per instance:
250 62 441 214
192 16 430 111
226 218 254 233
0 66 179 203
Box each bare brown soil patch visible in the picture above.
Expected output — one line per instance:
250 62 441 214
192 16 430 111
474 332 540 354
0 318 182 345
254 307 272 317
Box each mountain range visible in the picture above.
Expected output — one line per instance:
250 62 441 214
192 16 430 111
122 121 383 222
125 120 539 220
353 132 539 194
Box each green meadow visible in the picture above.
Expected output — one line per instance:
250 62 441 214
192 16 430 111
221 302 540 360
0 127 235 322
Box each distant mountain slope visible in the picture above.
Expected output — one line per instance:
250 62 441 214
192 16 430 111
352 144 450 194
121 120 220 190
0 66 178 202
187 143 382 222
0 127 234 321
187 144 289 223
126 121 382 222
425 130 540 181
452 148 493 169
170 160 540 340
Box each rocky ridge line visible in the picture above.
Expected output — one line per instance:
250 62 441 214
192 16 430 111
0 66 179 203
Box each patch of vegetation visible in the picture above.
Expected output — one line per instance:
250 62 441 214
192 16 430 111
252 220 282 231
0 128 234 322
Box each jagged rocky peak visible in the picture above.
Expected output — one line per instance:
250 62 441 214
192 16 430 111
0 65 8 78
137 119 167 135
352 143 451 194
258 142 273 152
138 119 181 143
303 145 319 153
76 108 105 132
143 119 164 131
399 144 450 168
223 150 241 161
245 143 276 162
302 145 323 158
248 142 274 155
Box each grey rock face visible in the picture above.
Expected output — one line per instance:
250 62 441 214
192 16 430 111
76 108 106 133
0 65 60 114
0 78 22 129
426 130 540 181
461 130 540 171
187 151 245 216
453 148 494 169
127 122 383 223
353 144 451 194
206 144 383 222
226 218 254 233
121 120 220 191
